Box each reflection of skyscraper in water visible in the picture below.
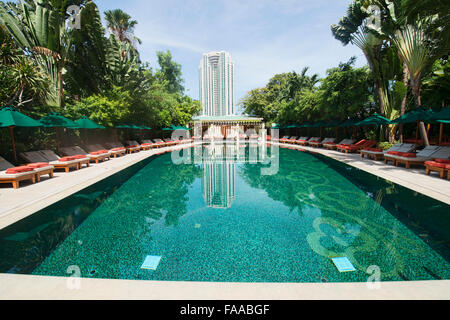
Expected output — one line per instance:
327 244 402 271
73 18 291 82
202 162 236 208
202 145 236 208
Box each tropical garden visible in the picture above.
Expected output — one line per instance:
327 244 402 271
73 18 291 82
0 0 201 162
240 0 449 146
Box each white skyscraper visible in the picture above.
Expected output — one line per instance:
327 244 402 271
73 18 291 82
199 51 235 116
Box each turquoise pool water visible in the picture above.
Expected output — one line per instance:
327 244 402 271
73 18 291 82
0 144 449 282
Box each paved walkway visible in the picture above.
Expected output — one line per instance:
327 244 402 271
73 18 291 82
0 274 448 300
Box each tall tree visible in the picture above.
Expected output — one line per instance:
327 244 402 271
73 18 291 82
156 50 185 95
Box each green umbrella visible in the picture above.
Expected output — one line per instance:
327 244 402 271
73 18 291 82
425 106 450 122
391 107 435 124
75 116 106 129
323 120 342 127
339 119 360 127
355 113 391 126
425 107 450 145
139 125 152 130
75 116 105 146
299 121 314 128
272 124 282 129
0 106 42 162
116 124 132 129
310 121 328 128
40 112 79 128
40 112 79 153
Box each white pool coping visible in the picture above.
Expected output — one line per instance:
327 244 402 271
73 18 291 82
0 274 449 300
0 141 449 300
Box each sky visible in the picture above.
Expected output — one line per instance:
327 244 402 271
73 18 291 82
96 0 366 112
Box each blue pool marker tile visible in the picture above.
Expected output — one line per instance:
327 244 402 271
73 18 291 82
141 255 161 270
331 257 356 273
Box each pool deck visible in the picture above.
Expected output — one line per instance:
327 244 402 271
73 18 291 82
0 274 449 300
0 141 449 300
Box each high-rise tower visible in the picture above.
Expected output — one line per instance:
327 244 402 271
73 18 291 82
199 51 235 116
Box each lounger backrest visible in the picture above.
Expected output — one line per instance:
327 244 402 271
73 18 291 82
430 147 450 159
39 150 61 162
416 146 442 158
308 137 319 142
86 145 101 152
387 143 404 152
0 156 13 171
105 142 123 149
142 140 153 144
153 139 163 143
20 151 49 163
72 146 89 155
396 144 416 153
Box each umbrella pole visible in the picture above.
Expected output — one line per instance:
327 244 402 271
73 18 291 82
9 126 17 163
439 123 444 145
415 121 419 141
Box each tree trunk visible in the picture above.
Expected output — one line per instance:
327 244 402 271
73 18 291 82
411 77 430 146
399 62 409 143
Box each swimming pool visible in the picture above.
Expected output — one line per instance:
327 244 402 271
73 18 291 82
0 144 449 283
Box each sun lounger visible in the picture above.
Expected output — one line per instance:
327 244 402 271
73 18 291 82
307 137 323 147
152 139 169 147
21 150 87 173
361 144 416 161
60 146 110 164
105 142 139 154
384 146 448 169
324 139 354 150
309 138 335 148
87 144 126 158
425 158 450 179
293 137 308 145
8 154 54 183
337 139 377 153
299 137 318 146
285 136 298 144
126 140 151 151
0 156 39 188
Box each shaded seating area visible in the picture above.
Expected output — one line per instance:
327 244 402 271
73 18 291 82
337 140 377 153
384 146 450 169
360 143 417 161
0 156 40 189
60 146 110 164
296 137 311 146
310 138 335 148
87 144 127 158
323 139 353 150
21 150 89 173
425 159 450 180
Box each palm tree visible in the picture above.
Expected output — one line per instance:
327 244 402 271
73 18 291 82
0 0 91 108
104 9 141 49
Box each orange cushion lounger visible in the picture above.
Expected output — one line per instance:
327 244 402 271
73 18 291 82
0 156 38 189
425 158 450 179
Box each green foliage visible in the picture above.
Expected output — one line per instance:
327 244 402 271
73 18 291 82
240 59 374 126
65 86 133 127
155 50 185 95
